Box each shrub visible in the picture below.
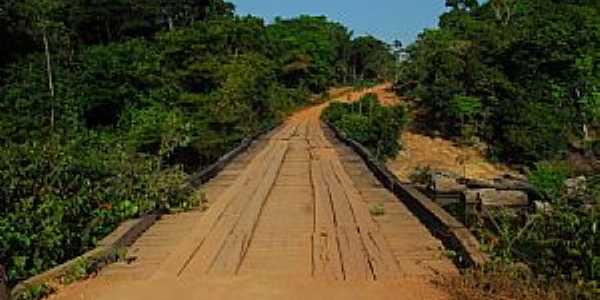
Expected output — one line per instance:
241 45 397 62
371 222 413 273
471 162 600 296
521 203 599 289
323 93 409 160
527 160 570 201
337 114 372 143
449 95 481 140
409 166 434 185
397 0 600 165
368 203 385 216
0 135 191 284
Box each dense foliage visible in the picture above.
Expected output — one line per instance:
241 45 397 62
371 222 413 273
474 162 600 296
398 0 600 296
266 16 396 93
398 0 600 164
323 94 409 160
0 1 394 285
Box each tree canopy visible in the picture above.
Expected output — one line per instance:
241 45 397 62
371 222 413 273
398 0 600 164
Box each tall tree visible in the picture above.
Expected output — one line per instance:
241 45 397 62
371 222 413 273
18 0 66 128
266 16 352 92
399 0 600 162
350 36 394 82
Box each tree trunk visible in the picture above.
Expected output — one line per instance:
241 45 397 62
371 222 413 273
0 264 9 300
503 4 512 25
43 30 55 129
492 1 502 21
105 20 113 42
167 16 174 31
491 0 514 25
352 60 357 83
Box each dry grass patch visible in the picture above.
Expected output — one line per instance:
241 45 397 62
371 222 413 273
439 265 595 300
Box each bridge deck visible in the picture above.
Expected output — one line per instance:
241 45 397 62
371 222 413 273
52 103 455 300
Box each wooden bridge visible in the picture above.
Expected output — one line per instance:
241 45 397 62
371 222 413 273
14 93 485 299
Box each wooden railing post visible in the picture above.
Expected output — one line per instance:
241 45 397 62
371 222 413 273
0 264 9 300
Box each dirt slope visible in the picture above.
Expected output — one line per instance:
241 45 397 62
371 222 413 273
50 91 454 300
358 85 515 182
390 132 515 182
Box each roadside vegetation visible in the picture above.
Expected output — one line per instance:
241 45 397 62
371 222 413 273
1 0 597 298
0 1 393 286
322 93 409 160
395 0 599 298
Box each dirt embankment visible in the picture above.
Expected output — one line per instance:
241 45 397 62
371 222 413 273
364 85 515 182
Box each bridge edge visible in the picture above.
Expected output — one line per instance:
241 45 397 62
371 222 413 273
325 121 490 269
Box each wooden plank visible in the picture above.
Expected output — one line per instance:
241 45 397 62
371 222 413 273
209 142 290 275
321 160 372 281
152 134 284 279
329 158 402 280
311 159 343 280
12 215 159 298
181 142 289 277
272 123 297 141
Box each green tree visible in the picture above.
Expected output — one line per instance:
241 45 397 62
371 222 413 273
350 36 395 83
266 15 353 92
398 0 600 163
17 0 67 129
449 95 481 137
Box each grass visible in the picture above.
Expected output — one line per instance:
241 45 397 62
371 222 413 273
61 258 91 285
14 284 54 300
439 264 595 300
368 203 386 216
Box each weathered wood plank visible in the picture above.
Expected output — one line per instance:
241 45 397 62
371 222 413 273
329 158 402 280
181 142 289 276
311 159 343 280
321 160 372 281
153 133 285 279
209 142 290 275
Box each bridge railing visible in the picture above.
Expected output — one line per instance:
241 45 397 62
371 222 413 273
326 121 489 268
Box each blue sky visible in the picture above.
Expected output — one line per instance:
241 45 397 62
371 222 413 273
230 1 448 45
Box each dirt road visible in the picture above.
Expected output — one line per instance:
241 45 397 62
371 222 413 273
51 98 455 300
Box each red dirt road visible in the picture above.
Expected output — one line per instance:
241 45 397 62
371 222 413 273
51 95 455 300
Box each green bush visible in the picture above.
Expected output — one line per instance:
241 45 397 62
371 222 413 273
523 164 599 288
337 114 372 143
475 162 600 296
323 93 409 160
449 95 481 140
527 161 570 200
0 135 191 283
522 203 599 290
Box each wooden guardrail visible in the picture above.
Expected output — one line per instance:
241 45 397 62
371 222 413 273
326 122 489 268
10 215 159 299
187 129 269 188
